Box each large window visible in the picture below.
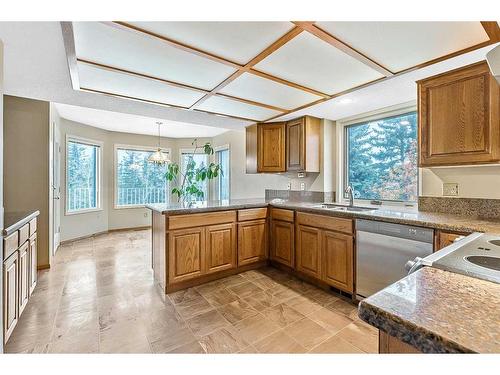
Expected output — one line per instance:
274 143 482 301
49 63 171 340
180 149 209 201
115 146 170 207
66 137 101 213
344 111 418 202
214 146 230 200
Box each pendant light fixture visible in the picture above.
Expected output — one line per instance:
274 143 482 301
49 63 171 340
148 121 170 165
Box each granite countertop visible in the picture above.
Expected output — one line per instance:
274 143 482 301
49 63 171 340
358 267 500 353
147 199 500 234
3 210 40 236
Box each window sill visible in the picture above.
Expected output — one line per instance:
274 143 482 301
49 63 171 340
65 207 103 216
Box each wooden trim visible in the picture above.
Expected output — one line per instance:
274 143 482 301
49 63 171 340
60 22 80 90
191 108 259 123
481 21 500 42
237 208 268 222
216 93 287 112
270 208 294 223
293 21 394 77
168 210 236 230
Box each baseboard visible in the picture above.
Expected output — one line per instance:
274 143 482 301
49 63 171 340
37 264 50 270
60 226 151 245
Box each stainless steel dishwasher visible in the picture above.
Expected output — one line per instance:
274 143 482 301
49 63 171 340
356 219 434 299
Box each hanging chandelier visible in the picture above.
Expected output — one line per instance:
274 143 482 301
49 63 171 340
148 121 170 165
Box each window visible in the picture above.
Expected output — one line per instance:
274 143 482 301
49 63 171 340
66 137 101 213
214 146 230 200
115 146 170 207
344 111 418 202
180 149 209 201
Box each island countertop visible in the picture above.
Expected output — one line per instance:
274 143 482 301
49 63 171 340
147 199 500 234
358 267 500 353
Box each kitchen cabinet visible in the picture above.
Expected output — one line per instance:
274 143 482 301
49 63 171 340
322 230 354 293
257 122 286 173
238 219 267 266
18 241 30 315
379 332 421 353
286 116 320 172
29 235 37 295
3 251 19 344
435 230 467 251
271 220 295 267
296 225 322 278
418 61 500 166
168 227 205 284
206 223 237 274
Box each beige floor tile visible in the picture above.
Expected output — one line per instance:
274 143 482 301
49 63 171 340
142 308 187 343
186 309 229 337
217 299 259 324
232 314 281 344
237 345 259 353
173 295 213 320
307 288 341 306
252 276 281 290
261 303 305 328
254 330 306 354
242 290 283 311
99 319 151 353
326 298 358 317
150 328 199 354
309 307 353 334
309 335 364 353
48 329 99 353
199 327 249 354
194 279 226 295
165 340 206 354
285 295 323 316
221 274 247 287
228 281 263 298
240 270 266 282
336 321 379 353
286 317 332 350
204 288 239 307
168 288 202 305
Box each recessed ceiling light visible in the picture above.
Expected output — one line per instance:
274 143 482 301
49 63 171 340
339 98 353 104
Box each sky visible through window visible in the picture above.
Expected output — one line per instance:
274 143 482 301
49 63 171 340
346 112 418 202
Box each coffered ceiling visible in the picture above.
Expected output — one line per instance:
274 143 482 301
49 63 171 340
62 21 500 123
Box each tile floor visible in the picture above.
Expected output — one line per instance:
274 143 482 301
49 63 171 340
5 229 378 354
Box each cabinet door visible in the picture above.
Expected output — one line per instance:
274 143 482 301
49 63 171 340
3 251 19 343
286 117 305 171
418 61 500 166
435 230 466 251
238 219 267 266
168 228 205 284
270 220 295 268
29 235 37 295
18 241 30 315
322 231 354 293
296 225 321 279
206 223 237 274
257 123 286 172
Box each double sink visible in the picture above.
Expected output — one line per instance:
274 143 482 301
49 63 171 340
313 203 378 213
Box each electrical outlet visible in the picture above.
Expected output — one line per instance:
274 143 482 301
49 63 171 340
144 212 148 218
443 183 459 196
300 182 306 191
287 181 292 190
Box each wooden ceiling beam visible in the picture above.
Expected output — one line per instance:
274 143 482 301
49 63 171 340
293 21 394 77
481 21 500 42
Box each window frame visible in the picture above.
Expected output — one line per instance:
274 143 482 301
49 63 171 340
337 103 420 207
114 144 171 209
179 147 211 201
213 144 230 201
65 134 103 215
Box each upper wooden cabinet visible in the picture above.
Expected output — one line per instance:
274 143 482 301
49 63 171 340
257 122 286 173
286 116 320 172
246 116 321 173
418 61 500 167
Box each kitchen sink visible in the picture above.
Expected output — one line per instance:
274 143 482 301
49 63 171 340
464 255 500 271
314 203 378 212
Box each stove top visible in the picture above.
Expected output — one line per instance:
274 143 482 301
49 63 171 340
429 233 500 284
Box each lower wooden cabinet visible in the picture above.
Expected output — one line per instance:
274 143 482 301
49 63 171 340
238 219 267 266
322 230 354 293
296 225 322 279
168 227 205 284
29 235 37 295
271 220 295 267
18 241 30 316
435 230 467 251
206 223 237 274
379 331 421 353
3 251 19 344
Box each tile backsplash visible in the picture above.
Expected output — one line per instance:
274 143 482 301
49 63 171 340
265 189 335 203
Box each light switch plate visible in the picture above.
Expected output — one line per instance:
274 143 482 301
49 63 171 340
300 182 306 191
287 182 292 190
443 183 459 196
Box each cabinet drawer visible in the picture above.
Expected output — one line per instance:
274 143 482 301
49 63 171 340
238 208 268 222
29 218 37 237
19 224 30 246
3 231 19 260
271 208 294 223
168 210 236 230
296 212 353 235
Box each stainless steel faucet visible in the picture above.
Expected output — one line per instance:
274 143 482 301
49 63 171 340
345 185 354 207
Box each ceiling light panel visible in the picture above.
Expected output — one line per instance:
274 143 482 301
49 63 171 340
197 95 282 121
316 22 490 72
254 32 384 95
73 22 236 90
219 72 322 110
128 22 295 65
78 62 205 107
